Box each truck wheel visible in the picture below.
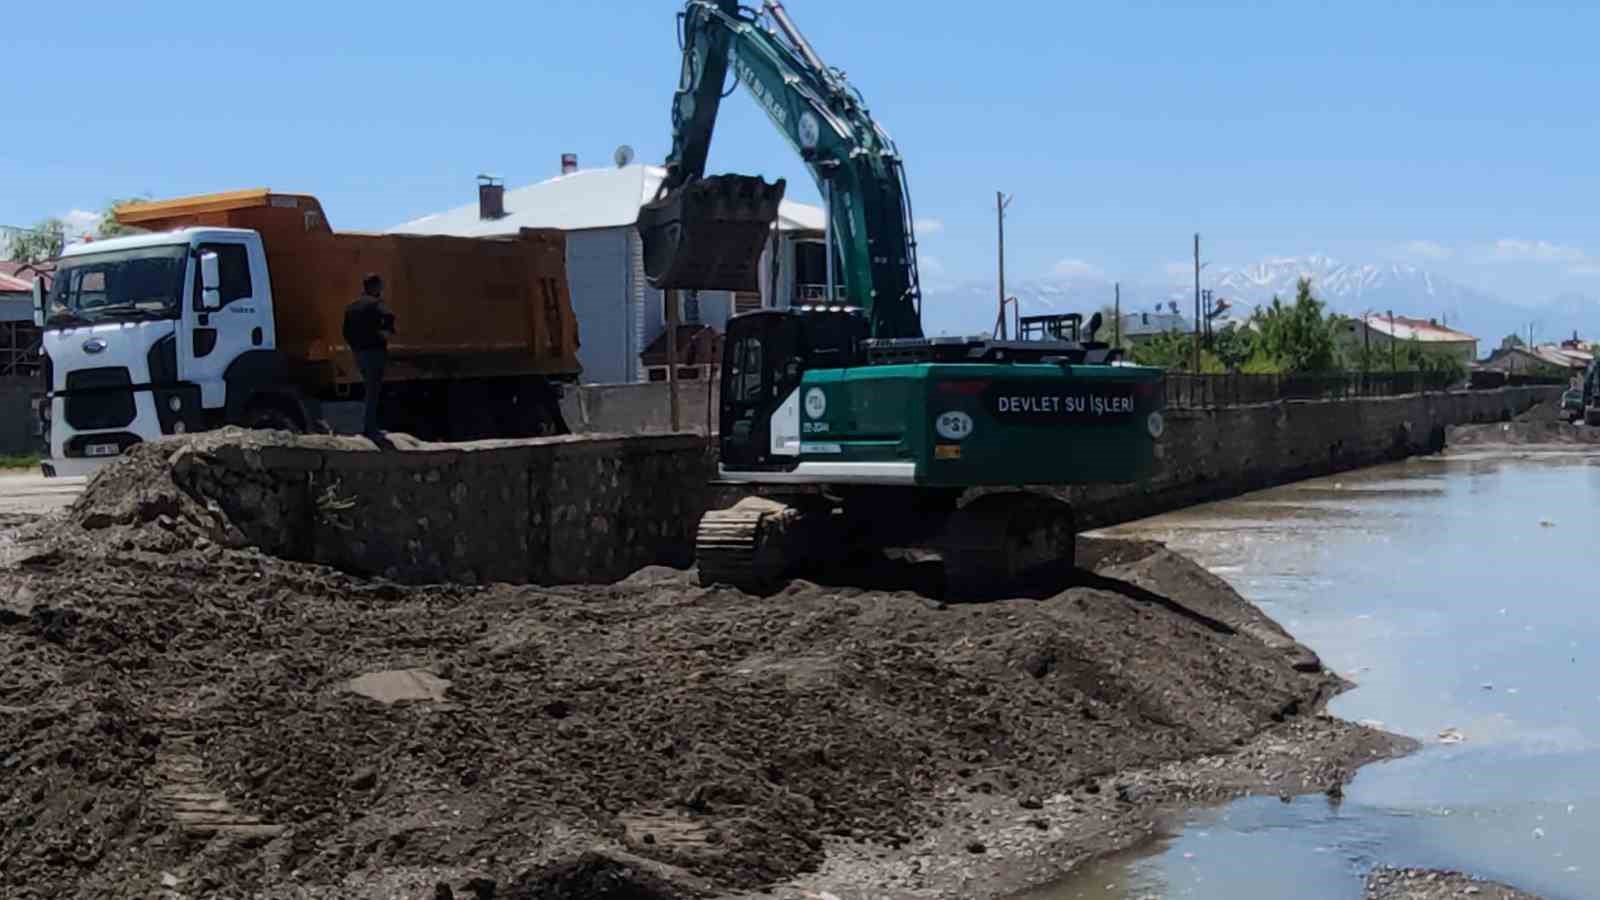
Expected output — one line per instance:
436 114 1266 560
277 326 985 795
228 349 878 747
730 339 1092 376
244 403 304 434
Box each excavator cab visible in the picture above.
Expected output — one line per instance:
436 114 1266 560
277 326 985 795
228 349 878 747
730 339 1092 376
636 173 787 292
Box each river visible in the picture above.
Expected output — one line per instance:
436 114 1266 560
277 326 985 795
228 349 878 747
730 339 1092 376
1030 447 1600 900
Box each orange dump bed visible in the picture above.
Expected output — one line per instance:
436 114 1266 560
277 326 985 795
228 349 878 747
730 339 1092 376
114 189 581 387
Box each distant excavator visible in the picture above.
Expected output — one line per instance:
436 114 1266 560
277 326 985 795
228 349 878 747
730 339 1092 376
635 0 1168 596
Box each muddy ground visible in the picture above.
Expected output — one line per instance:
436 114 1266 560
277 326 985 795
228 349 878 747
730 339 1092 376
1448 399 1600 446
1 440 1417 899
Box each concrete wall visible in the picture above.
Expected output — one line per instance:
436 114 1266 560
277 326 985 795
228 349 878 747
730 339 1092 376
0 376 38 455
561 379 720 436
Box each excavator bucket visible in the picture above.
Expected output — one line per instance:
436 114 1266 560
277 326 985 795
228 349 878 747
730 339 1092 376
636 174 786 292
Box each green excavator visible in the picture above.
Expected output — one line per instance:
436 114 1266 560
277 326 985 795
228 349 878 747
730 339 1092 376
635 0 1167 597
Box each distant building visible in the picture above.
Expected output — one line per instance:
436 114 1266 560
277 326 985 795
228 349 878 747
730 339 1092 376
388 158 826 385
1342 314 1478 364
0 262 45 378
1116 310 1194 343
1480 342 1592 380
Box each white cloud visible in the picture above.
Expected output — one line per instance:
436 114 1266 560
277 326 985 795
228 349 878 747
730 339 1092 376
1402 240 1453 261
53 209 105 247
919 253 947 278
1480 238 1588 264
914 217 944 235
1572 262 1600 276
1162 261 1192 280
1051 258 1101 278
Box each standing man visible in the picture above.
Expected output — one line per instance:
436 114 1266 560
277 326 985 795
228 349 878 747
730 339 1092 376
343 273 395 437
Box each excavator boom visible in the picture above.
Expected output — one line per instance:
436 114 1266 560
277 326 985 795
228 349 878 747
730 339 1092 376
636 0 923 339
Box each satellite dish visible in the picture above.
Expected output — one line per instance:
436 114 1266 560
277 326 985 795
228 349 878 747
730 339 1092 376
614 145 636 168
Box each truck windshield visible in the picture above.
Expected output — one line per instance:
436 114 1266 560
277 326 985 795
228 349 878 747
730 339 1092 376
45 245 188 326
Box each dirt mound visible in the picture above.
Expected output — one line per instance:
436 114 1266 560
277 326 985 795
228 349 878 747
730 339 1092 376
0 514 1348 899
508 851 694 900
1447 419 1600 446
1513 399 1569 423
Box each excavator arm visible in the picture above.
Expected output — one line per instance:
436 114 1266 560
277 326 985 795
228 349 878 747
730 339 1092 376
636 0 924 340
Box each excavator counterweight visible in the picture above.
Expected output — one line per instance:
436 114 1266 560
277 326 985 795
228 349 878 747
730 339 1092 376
636 174 786 292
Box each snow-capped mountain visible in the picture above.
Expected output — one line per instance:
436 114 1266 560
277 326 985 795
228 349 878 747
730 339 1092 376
920 255 1596 346
1189 255 1504 325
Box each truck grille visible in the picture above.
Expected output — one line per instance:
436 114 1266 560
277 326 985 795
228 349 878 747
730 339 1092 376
65 367 136 431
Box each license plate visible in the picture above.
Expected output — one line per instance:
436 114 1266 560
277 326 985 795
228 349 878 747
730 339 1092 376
85 443 119 458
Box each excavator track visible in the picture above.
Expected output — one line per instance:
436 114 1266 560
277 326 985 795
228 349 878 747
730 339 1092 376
696 496 827 595
940 492 1077 599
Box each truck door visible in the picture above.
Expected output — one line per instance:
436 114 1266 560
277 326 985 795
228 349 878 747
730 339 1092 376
180 239 272 411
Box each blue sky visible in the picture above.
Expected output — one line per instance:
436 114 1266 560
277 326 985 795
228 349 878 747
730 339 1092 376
6 0 1598 309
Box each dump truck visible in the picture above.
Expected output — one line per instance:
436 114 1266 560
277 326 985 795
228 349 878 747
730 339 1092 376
32 189 581 477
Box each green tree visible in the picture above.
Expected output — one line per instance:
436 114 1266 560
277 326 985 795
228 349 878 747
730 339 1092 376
1500 333 1526 351
1130 329 1226 372
97 196 151 238
3 219 65 264
1249 278 1340 373
1209 323 1258 370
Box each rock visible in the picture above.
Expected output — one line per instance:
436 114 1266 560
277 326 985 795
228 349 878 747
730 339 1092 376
966 840 987 854
347 768 377 791
434 884 455 900
1018 795 1043 810
343 669 451 705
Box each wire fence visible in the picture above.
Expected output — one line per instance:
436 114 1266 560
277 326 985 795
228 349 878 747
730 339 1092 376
1163 370 1569 409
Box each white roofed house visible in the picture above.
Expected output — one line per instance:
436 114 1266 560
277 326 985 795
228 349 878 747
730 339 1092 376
1341 314 1479 364
389 155 827 385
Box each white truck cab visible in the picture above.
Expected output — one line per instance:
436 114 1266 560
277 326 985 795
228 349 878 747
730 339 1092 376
37 228 286 477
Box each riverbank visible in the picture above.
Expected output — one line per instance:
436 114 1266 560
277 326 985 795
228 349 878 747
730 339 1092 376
0 456 1416 899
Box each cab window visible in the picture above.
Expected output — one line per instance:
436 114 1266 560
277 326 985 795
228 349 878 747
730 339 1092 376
192 243 253 308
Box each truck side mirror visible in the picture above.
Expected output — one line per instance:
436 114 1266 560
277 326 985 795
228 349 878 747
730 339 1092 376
31 280 44 328
200 251 222 311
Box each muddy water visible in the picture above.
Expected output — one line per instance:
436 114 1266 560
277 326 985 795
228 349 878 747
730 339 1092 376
1033 448 1600 900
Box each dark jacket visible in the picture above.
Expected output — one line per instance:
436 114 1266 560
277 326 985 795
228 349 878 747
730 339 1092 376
343 295 394 352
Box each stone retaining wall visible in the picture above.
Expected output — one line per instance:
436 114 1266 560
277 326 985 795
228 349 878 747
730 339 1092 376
1059 384 1559 530
152 433 710 586
116 386 1556 586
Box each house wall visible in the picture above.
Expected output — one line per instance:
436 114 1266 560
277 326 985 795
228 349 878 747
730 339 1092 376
565 227 634 385
1344 322 1477 363
0 376 38 455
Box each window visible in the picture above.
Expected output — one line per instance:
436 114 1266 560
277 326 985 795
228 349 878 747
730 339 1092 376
732 337 765 402
47 244 187 324
193 243 253 308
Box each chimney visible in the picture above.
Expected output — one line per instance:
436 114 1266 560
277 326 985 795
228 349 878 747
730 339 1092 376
560 153 578 175
476 174 505 220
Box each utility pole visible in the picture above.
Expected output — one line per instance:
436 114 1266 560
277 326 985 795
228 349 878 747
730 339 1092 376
1389 309 1397 373
667 290 681 431
1363 312 1371 376
994 192 1013 340
1193 233 1202 373
1114 282 1121 347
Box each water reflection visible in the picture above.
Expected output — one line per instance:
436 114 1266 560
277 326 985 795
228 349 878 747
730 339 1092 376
1037 450 1600 899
